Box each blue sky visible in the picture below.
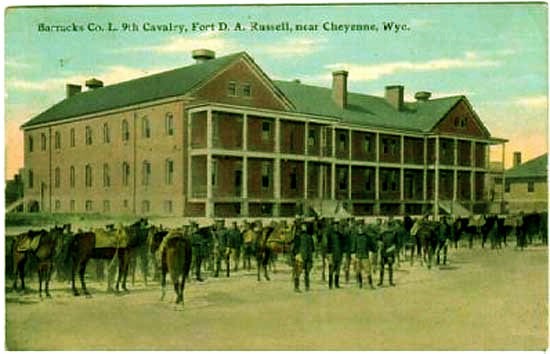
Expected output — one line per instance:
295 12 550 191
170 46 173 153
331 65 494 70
5 4 548 178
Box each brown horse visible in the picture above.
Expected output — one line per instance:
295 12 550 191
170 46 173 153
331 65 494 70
255 221 295 281
70 224 142 296
149 228 192 305
12 226 64 298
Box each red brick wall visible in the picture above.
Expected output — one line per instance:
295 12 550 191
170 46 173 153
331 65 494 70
281 160 304 198
186 202 205 217
280 121 304 155
457 171 471 200
404 137 424 165
247 158 274 198
194 59 287 111
213 111 242 150
214 203 241 217
351 131 376 161
475 143 486 168
335 129 350 159
191 156 207 198
440 138 454 165
351 166 375 199
248 115 274 152
190 111 206 148
403 170 423 200
380 168 400 200
212 156 242 198
458 140 472 166
434 99 488 138
475 172 485 200
439 170 454 199
306 123 322 156
379 134 401 163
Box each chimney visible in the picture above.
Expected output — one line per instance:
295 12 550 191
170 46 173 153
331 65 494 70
192 49 216 63
85 78 103 90
513 151 522 167
414 91 432 102
332 70 348 109
66 84 82 98
385 85 404 111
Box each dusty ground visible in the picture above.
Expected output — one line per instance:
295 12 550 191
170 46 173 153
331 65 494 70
5 244 548 350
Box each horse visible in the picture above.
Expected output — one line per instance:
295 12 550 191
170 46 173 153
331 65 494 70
126 219 151 287
415 220 438 269
12 226 64 298
255 221 295 281
69 223 142 296
149 228 192 305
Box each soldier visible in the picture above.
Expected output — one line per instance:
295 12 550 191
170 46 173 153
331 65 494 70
190 221 205 282
242 221 256 271
437 216 451 265
227 221 243 274
351 220 375 289
292 222 315 292
323 219 344 289
341 218 354 283
377 219 397 287
213 219 228 277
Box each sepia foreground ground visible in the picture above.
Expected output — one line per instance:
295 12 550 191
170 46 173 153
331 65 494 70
5 244 548 350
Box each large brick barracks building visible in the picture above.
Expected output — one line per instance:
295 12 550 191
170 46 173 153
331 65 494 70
21 50 506 218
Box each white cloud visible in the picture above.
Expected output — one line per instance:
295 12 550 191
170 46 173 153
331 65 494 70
119 32 239 54
515 95 547 109
259 38 327 58
6 59 31 69
323 53 501 82
8 65 170 93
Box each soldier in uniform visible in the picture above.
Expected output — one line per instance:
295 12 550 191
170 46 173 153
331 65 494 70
352 221 377 289
323 219 344 289
227 221 243 274
190 221 205 282
242 221 256 271
341 218 354 283
292 222 315 292
377 219 397 287
213 219 228 277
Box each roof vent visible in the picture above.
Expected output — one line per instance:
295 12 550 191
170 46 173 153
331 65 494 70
192 49 216 63
293 79 301 84
85 78 103 90
66 84 82 98
415 91 432 102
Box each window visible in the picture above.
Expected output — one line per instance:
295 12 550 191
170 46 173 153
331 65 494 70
228 81 237 96
28 136 34 152
103 200 111 213
142 117 150 138
55 200 61 211
211 159 218 186
261 162 271 189
289 131 295 151
70 128 75 147
85 164 92 187
103 123 110 143
338 169 348 190
164 200 173 214
261 121 272 141
123 199 129 208
290 166 298 190
165 113 174 136
338 133 346 151
212 117 219 142
364 169 372 191
28 169 34 189
505 182 510 193
85 126 93 145
141 200 150 213
242 83 251 97
122 162 130 186
308 129 316 147
122 120 130 141
70 166 75 188
85 200 93 211
383 139 389 154
142 161 151 185
54 167 60 188
103 163 111 187
363 136 371 153
454 116 467 129
165 159 174 185
41 133 47 151
54 131 61 149
70 200 75 212
527 181 535 193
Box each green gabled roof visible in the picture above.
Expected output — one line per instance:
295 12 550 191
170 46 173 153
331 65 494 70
22 52 245 128
273 80 463 133
505 153 548 179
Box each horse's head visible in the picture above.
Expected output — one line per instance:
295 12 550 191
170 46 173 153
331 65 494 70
149 230 168 253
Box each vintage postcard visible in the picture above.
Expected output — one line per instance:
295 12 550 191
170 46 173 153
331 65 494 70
4 2 548 350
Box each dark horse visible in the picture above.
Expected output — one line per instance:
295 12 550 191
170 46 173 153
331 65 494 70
126 219 151 286
417 221 438 269
12 226 64 298
150 228 192 305
69 223 145 296
254 221 295 282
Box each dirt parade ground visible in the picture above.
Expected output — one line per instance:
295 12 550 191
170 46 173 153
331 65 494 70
5 244 548 350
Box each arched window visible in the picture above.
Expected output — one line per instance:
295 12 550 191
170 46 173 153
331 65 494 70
142 117 151 138
54 167 60 188
103 123 110 143
85 126 93 145
165 159 174 185
28 169 34 189
41 133 47 151
28 135 34 152
70 128 76 147
165 113 174 136
70 166 75 188
54 131 61 149
142 160 151 185
103 163 110 187
122 162 130 186
122 120 129 141
85 164 92 187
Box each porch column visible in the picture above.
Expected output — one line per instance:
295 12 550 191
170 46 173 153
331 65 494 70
501 142 506 213
242 113 248 216
400 135 405 215
470 141 476 207
304 122 309 201
273 118 281 217
434 136 440 219
348 128 352 202
422 136 428 203
374 132 380 215
331 127 336 200
206 109 214 218
453 138 458 202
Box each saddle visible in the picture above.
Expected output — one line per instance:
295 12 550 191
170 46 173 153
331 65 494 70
93 228 128 249
16 231 43 252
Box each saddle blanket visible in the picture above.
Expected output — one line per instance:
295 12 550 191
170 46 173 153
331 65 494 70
16 234 41 252
93 228 128 249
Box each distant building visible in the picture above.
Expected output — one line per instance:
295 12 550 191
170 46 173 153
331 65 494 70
5 172 24 212
494 153 548 213
20 50 506 217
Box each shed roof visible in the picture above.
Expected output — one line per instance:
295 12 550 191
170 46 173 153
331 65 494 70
505 153 548 179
